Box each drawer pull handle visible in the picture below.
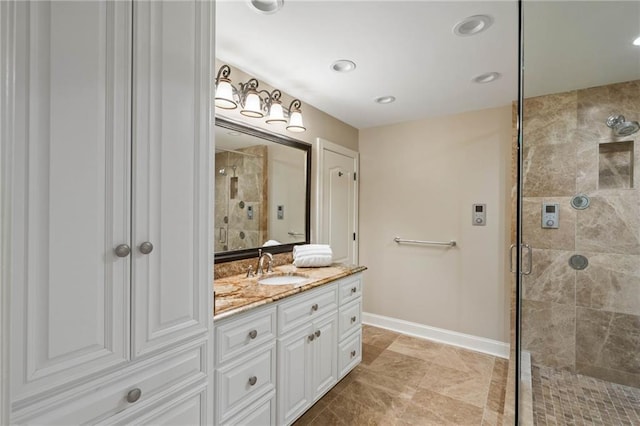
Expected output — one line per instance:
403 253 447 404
308 334 315 342
248 330 258 339
248 376 257 386
126 388 142 403
311 303 318 311
351 287 357 293
315 330 321 338
351 316 357 323
351 350 356 358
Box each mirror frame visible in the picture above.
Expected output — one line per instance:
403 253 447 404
214 117 312 264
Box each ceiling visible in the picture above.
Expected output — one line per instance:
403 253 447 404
216 1 640 130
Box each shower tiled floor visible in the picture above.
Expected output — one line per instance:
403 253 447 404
532 364 640 426
293 325 509 425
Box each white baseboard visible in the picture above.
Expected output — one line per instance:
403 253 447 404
362 312 510 359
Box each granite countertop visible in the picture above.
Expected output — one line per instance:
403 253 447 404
214 263 367 320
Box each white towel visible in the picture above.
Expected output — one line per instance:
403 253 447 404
262 239 281 247
293 244 333 267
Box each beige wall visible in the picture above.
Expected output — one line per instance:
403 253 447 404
359 106 513 343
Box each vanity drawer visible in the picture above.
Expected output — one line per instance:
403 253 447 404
338 330 362 380
222 390 275 426
20 342 206 425
216 345 276 424
216 306 276 365
278 284 338 335
338 275 362 306
338 299 362 340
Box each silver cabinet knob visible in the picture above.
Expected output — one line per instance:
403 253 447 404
315 330 321 338
248 376 257 386
351 287 357 294
115 244 131 258
350 350 356 357
126 388 142 403
351 316 357 323
139 241 153 255
308 334 315 342
311 303 318 311
248 330 258 339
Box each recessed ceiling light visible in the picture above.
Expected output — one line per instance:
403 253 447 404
634 36 640 46
247 0 284 15
228 131 242 137
374 96 396 104
453 15 493 37
473 72 501 84
331 59 357 73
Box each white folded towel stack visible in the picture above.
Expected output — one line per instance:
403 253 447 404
292 244 333 268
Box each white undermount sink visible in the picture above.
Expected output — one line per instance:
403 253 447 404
258 273 309 286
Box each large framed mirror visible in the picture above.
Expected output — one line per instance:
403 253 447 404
214 117 311 263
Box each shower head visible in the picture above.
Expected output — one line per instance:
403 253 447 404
606 114 640 137
218 168 227 176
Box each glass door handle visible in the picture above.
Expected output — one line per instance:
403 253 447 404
510 244 516 273
522 243 533 275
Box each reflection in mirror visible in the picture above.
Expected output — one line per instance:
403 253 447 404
214 118 311 263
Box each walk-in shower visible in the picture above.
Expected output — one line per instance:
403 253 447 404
518 1 640 425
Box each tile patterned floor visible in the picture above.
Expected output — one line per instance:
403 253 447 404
293 325 508 425
531 364 640 426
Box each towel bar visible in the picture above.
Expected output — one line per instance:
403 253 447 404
393 237 457 247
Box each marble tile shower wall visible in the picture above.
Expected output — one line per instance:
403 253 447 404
521 80 640 388
214 145 268 252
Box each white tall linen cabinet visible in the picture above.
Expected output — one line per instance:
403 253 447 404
0 1 214 424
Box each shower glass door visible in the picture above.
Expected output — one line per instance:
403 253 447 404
518 1 640 424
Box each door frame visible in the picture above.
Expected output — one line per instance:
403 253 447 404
314 138 359 264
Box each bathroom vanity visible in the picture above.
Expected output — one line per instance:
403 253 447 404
213 265 365 425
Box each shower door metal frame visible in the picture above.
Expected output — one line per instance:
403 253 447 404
515 0 525 423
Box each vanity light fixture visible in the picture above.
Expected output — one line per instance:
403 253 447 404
633 36 640 46
214 64 306 132
472 72 501 84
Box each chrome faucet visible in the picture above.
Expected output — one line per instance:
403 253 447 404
256 249 274 275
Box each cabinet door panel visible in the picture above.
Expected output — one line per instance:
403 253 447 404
10 0 131 403
132 0 211 357
277 327 313 425
312 314 338 400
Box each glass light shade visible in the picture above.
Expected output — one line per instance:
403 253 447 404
214 80 237 109
286 111 306 132
265 102 286 124
240 92 264 118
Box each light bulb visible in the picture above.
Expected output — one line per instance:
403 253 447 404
286 111 306 132
214 80 237 109
266 102 286 124
241 92 264 118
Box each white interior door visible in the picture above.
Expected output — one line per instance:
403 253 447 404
317 139 359 265
9 0 132 403
131 0 211 358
